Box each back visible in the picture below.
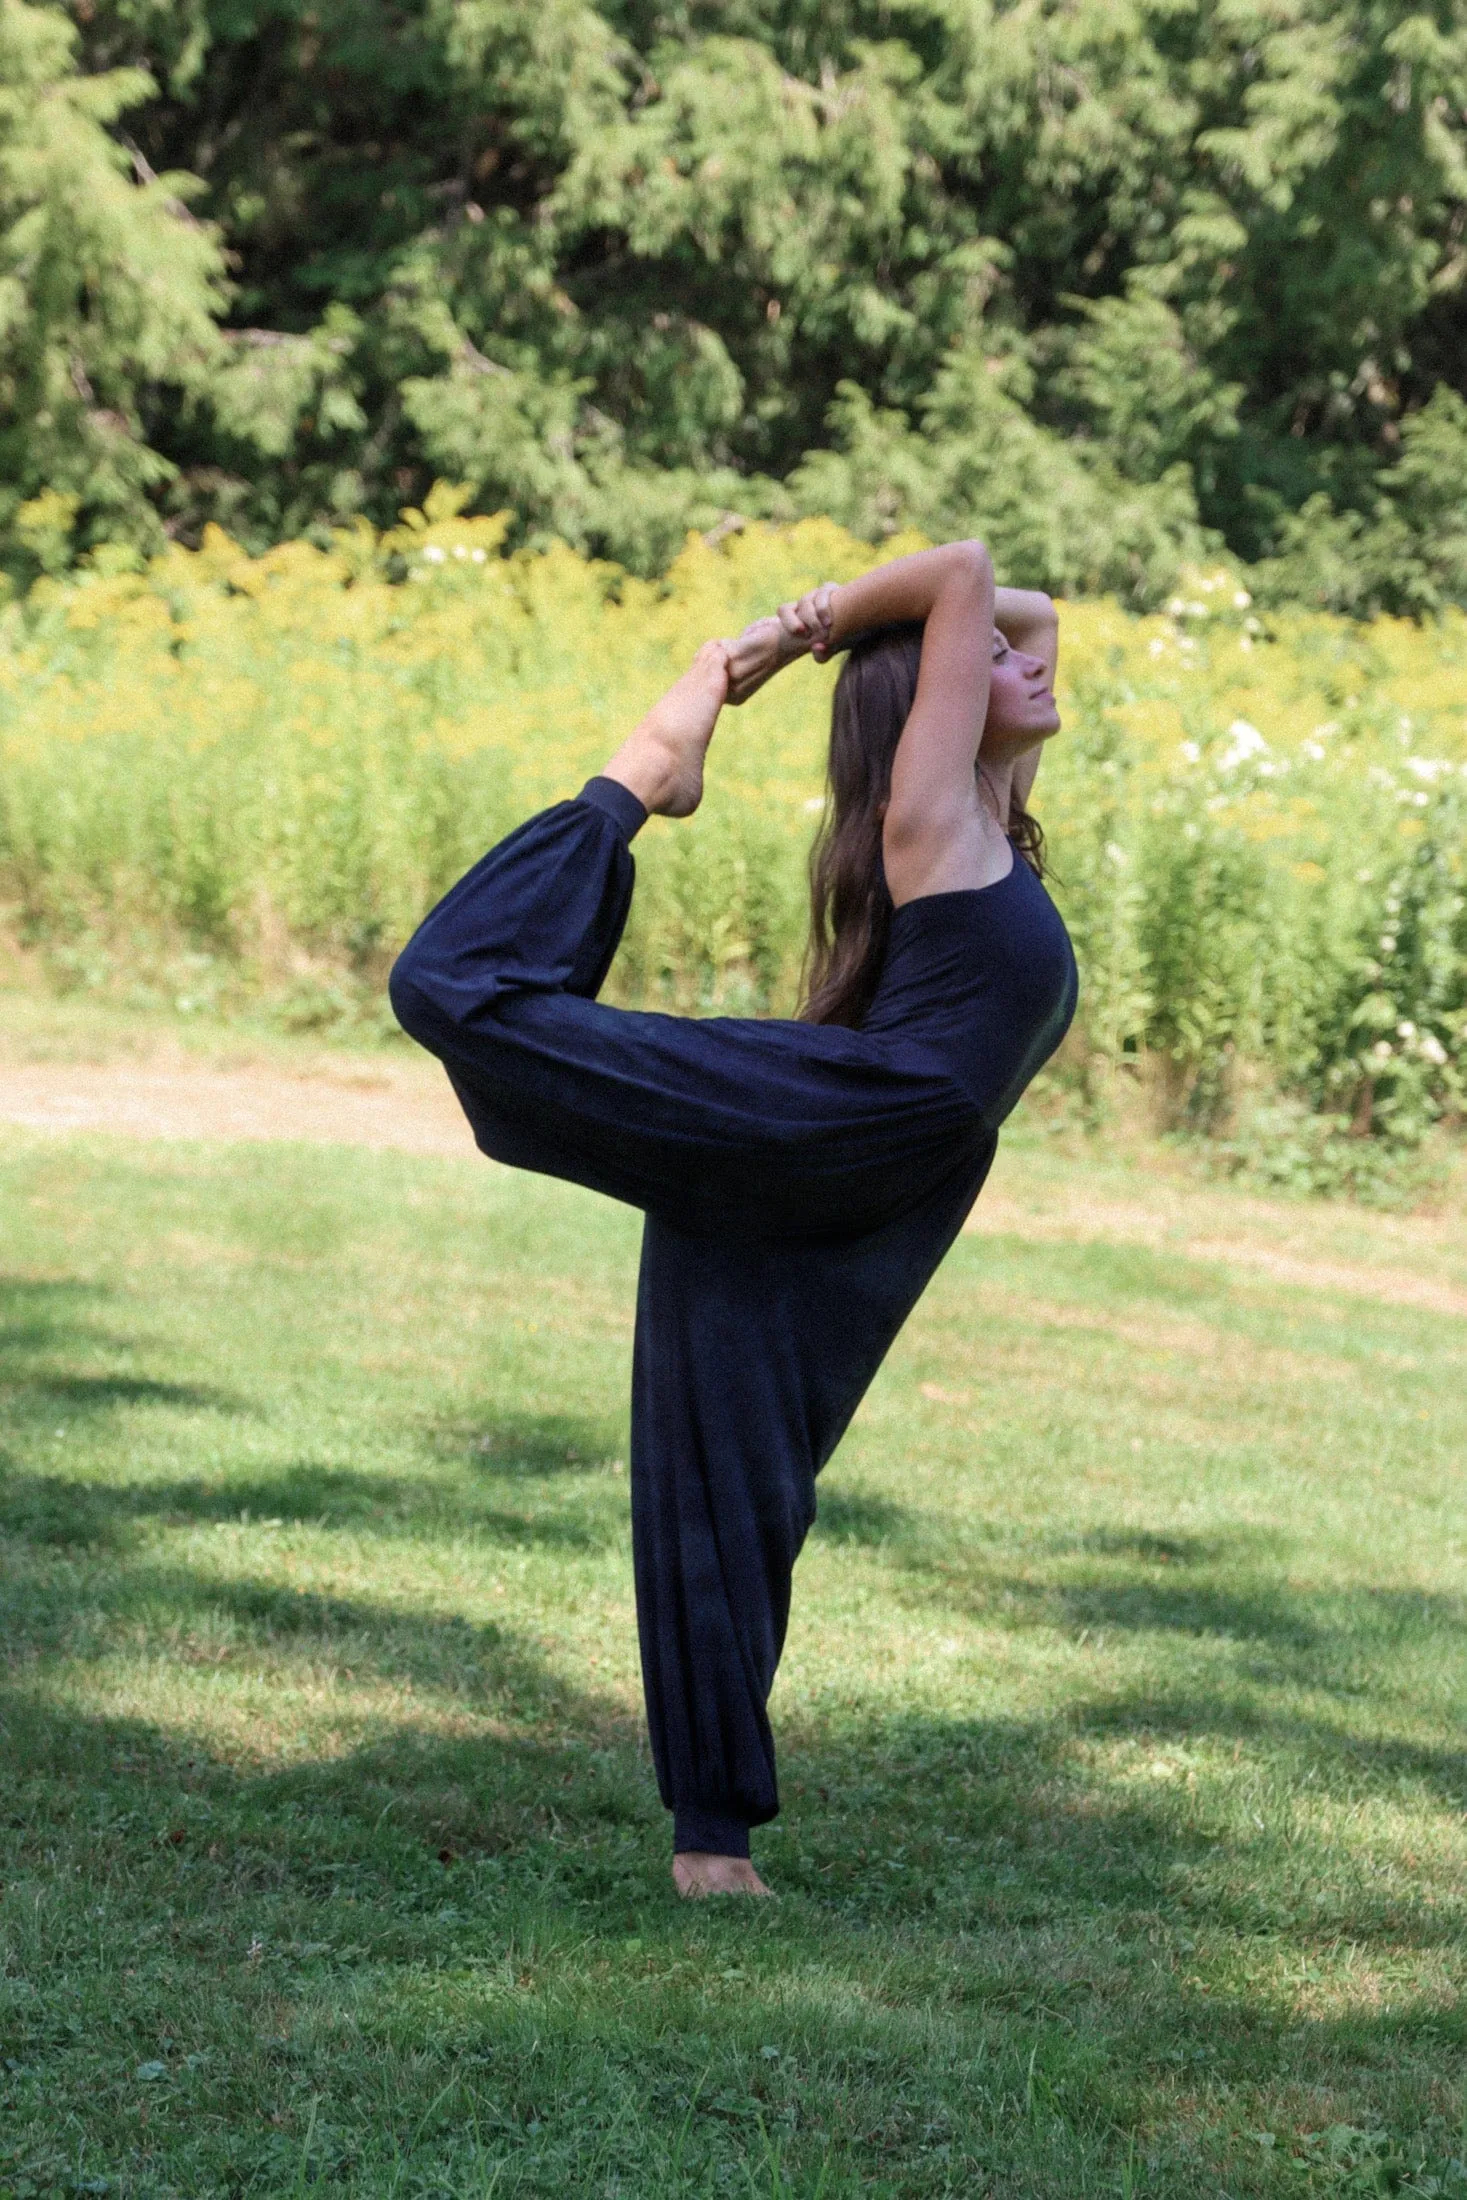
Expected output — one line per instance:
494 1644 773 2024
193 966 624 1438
862 858 1079 1130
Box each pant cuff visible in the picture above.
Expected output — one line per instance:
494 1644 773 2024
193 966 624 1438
673 1807 752 1859
578 776 648 843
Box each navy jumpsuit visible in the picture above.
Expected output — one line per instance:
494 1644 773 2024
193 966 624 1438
390 775 1078 1857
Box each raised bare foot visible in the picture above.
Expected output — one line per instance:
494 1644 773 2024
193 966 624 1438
673 1851 775 1898
603 640 731 818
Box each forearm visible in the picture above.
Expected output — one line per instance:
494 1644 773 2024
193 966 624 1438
826 542 993 652
994 587 1057 650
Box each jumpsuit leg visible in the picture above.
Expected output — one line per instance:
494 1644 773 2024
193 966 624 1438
632 1150 992 1859
388 783 982 1245
631 1220 818 1858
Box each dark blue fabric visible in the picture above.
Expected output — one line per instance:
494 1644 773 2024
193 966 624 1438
390 779 1078 1852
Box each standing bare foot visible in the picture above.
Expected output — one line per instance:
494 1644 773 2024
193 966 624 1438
603 640 731 818
673 1852 775 1898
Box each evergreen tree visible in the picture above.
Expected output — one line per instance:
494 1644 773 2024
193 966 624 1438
2 0 1464 605
0 0 224 582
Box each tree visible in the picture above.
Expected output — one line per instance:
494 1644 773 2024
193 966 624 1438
11 0 1467 604
0 0 225 583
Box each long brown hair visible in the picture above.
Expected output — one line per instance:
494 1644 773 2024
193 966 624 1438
800 624 1047 1028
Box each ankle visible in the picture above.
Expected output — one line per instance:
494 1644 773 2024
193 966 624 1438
602 727 682 817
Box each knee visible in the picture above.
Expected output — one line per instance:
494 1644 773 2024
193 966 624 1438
388 945 440 1049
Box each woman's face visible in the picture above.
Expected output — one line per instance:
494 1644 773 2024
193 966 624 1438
983 629 1061 752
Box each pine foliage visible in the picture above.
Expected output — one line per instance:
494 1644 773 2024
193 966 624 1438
1 0 1466 606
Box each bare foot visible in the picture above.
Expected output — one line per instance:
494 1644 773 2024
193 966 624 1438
673 1851 775 1898
603 641 731 818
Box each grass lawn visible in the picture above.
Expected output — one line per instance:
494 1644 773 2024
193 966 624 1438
2 1085 1466 2197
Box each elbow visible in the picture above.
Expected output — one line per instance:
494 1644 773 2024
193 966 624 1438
950 538 993 582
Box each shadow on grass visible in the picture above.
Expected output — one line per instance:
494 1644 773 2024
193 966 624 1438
0 1455 628 1552
2 1274 625 1548
437 1407 626 1476
812 1494 1238 1570
0 1273 247 1425
810 1480 1462 1677
810 1487 912 1546
0 1534 608 1711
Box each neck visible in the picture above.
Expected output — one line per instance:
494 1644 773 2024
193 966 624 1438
977 754 1016 831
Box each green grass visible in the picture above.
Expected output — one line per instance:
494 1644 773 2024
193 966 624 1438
2 1106 1467 2197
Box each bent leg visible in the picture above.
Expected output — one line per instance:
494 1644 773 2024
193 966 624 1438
391 783 983 1241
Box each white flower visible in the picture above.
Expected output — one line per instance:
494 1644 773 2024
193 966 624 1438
1166 597 1185 617
1405 757 1448 781
1149 637 1167 657
422 544 446 564
1301 740 1326 761
1420 1034 1448 1066
1397 1020 1416 1039
1233 589 1252 608
471 547 487 564
1379 935 1397 953
1181 740 1201 763
1371 1040 1393 1062
1218 719 1268 771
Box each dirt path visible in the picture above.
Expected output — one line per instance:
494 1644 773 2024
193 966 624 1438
963 1189 1467 1319
2 1019 1463 1319
0 1044 475 1157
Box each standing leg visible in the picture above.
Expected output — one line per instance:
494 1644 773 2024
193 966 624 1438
631 1152 994 1889
631 1220 818 1874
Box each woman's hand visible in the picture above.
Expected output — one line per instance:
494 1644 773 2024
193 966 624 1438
723 584 839 704
778 582 837 662
724 613 806 705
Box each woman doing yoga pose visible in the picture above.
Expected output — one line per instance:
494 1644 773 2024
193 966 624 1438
390 540 1076 1896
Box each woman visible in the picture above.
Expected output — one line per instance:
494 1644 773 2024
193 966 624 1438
390 540 1075 1897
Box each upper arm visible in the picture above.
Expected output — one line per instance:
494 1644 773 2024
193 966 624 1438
881 545 996 900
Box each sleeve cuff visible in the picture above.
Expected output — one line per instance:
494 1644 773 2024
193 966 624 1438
578 775 648 843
